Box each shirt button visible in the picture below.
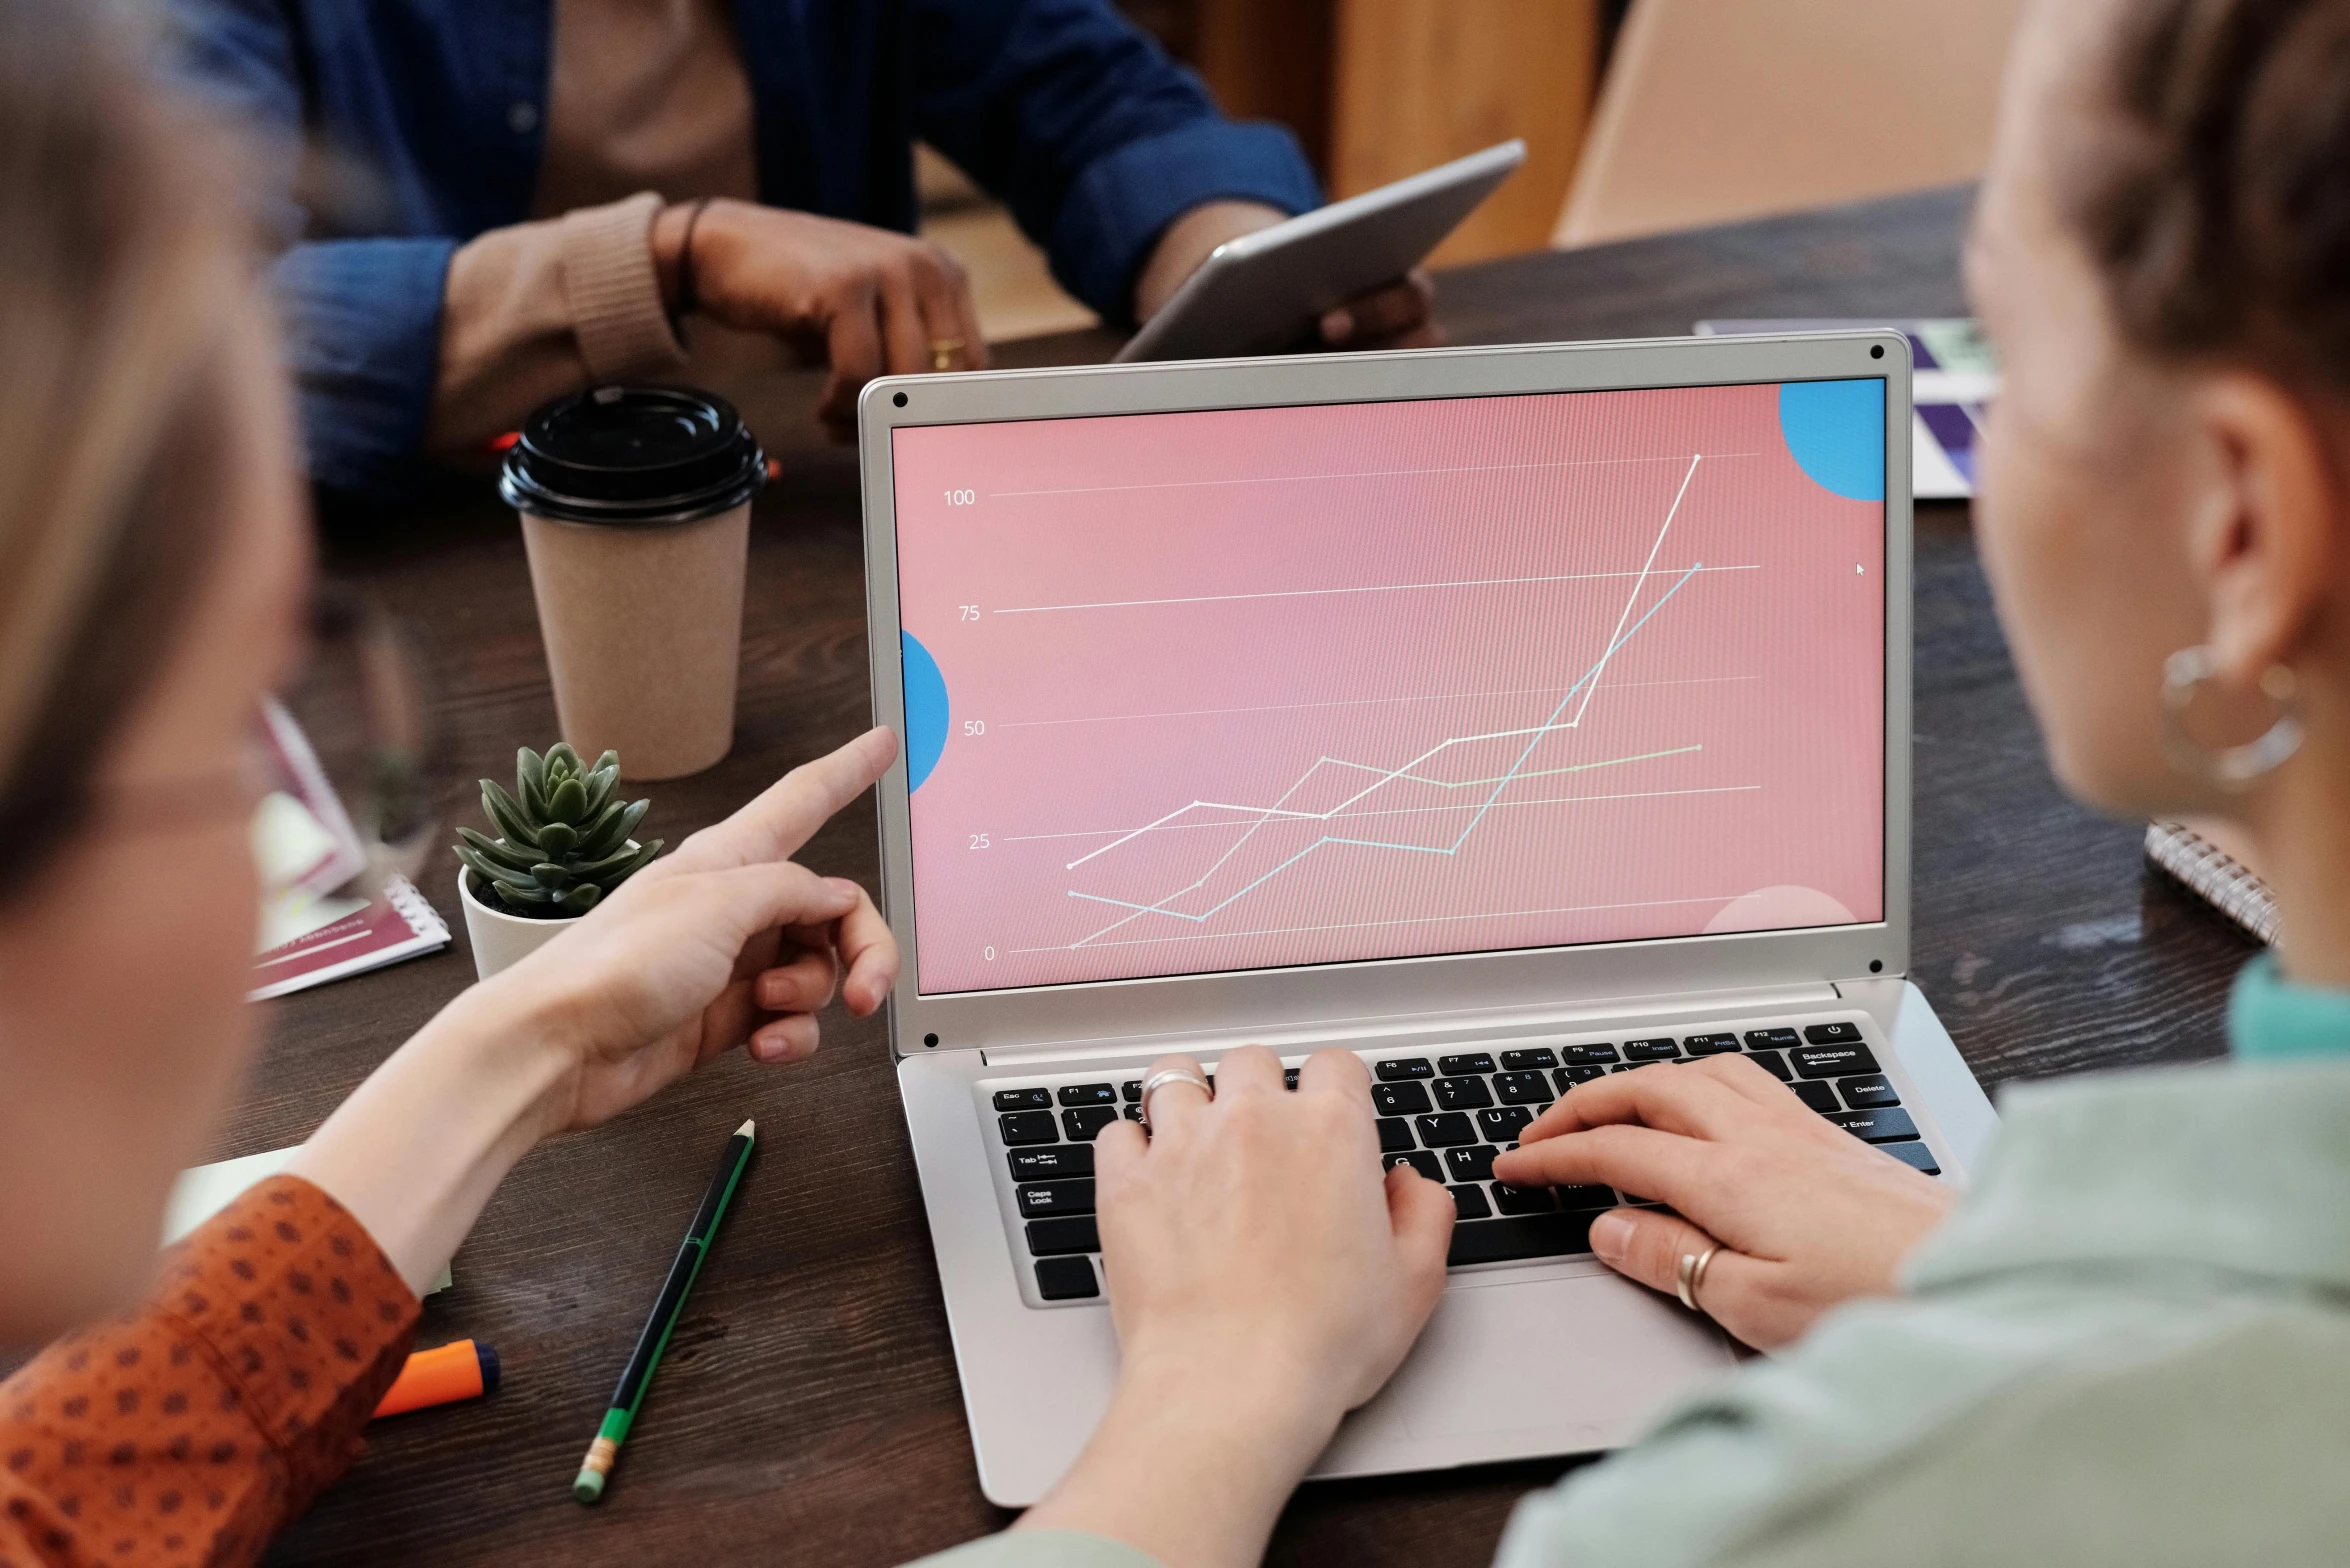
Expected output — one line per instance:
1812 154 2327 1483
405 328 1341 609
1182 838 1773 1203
507 101 539 135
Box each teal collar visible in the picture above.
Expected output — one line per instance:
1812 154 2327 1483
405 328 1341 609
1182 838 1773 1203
2230 953 2350 1061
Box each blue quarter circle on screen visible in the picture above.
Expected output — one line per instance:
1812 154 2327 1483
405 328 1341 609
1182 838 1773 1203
902 631 949 793
1778 379 1885 501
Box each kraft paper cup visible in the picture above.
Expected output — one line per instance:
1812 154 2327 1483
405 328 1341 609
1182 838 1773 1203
501 387 766 781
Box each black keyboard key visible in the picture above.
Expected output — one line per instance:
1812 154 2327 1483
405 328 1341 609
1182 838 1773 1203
1478 1105 1536 1143
1376 1058 1434 1081
1608 1062 1644 1073
1493 1070 1553 1105
993 1088 1051 1112
1009 1145 1094 1181
1377 1116 1415 1154
1062 1106 1120 1141
1554 1183 1618 1210
1121 1079 1142 1103
1025 1215 1099 1256
1386 1150 1443 1182
1561 1043 1620 1064
1448 1212 1597 1267
1623 1037 1680 1061
1744 1027 1801 1051
1034 1256 1099 1300
1058 1082 1116 1107
1373 1081 1433 1116
1416 1111 1477 1147
1284 1068 1300 1089
1434 1076 1494 1111
1122 1103 1143 1123
1555 1064 1607 1091
1684 1032 1741 1055
1839 1074 1901 1108
1830 1107 1920 1144
1792 1043 1879 1078
1790 1079 1840 1114
1016 1179 1096 1218
999 1110 1059 1146
1439 1052 1498 1076
1880 1140 1942 1175
1444 1144 1500 1184
1449 1184 1494 1221
1500 1048 1559 1071
1805 1020 1866 1045
1747 1050 1792 1081
1491 1181 1556 1215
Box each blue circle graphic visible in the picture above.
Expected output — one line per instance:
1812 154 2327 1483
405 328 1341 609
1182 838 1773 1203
901 631 949 793
1778 379 1885 501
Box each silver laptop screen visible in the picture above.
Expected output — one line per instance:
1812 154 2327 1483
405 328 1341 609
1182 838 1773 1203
890 378 1886 996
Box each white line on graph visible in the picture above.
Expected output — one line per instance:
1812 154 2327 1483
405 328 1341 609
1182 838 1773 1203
1568 453 1699 730
994 675 1760 732
1008 893 1744 954
990 562 1755 617
1002 782 1759 845
988 451 1759 499
1064 742 1700 865
1052 465 1713 948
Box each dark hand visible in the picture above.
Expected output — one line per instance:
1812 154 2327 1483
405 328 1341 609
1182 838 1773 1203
1491 1056 1955 1349
1318 270 1439 350
654 199 990 441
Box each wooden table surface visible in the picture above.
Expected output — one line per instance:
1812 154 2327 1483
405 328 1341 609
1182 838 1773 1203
221 184 2256 1566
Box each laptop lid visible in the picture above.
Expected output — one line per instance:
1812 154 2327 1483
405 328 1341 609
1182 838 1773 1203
858 334 1912 1057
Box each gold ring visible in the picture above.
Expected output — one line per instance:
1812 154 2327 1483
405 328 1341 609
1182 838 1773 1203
929 337 966 371
1676 1244 1721 1314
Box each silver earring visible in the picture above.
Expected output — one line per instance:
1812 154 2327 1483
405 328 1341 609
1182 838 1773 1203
2160 646 2303 790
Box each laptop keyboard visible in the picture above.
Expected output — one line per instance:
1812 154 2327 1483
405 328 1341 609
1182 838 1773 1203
985 1019 1939 1305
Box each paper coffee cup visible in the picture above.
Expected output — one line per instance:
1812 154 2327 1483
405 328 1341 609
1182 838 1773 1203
501 387 766 780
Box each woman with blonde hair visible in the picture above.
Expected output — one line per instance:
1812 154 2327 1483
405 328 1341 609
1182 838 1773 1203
0 4 898 1560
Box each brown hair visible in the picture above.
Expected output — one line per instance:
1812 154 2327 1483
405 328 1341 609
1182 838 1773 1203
0 0 251 898
2061 0 2350 382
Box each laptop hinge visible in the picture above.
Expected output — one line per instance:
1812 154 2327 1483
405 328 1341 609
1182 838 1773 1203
977 980 1847 1068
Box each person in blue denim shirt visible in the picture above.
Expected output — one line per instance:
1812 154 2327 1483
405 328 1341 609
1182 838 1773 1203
167 0 1433 494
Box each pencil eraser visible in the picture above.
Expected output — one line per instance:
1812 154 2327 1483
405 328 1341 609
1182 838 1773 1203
573 1468 606 1504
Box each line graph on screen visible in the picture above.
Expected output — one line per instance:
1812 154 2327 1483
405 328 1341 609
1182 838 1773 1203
888 378 1888 992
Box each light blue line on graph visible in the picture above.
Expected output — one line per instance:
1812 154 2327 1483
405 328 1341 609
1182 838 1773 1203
1066 559 1706 937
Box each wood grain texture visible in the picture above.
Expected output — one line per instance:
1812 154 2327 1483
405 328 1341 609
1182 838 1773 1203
43 186 2250 1566
1328 0 1601 265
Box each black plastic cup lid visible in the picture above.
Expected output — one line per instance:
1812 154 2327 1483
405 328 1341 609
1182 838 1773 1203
500 385 765 526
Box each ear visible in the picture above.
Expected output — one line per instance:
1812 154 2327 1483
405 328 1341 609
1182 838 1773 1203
2190 374 2337 686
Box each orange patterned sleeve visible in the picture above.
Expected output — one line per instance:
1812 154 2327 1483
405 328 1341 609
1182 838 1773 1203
0 1175 420 1568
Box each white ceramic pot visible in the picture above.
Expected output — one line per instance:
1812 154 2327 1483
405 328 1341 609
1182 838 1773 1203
459 872 578 981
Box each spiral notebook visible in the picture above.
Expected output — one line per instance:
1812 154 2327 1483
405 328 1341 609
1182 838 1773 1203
2145 820 2279 945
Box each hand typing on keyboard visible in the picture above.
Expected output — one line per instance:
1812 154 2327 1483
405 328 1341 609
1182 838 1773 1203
1014 1045 1452 1568
1492 1056 1954 1350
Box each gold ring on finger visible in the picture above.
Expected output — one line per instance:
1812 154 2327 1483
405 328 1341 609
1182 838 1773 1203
1676 1244 1721 1315
929 336 966 371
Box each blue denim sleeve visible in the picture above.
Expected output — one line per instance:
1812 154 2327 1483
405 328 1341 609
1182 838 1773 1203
273 239 455 497
910 0 1321 323
163 0 452 496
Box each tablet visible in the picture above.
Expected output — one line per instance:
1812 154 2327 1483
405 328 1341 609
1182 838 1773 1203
1113 140 1526 363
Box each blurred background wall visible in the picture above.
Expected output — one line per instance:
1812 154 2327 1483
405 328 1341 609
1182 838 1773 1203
923 0 2024 343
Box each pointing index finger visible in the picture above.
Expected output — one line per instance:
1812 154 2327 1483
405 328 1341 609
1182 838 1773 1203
669 727 899 872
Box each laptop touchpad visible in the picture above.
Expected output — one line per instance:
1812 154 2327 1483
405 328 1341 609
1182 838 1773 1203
1383 1272 1732 1444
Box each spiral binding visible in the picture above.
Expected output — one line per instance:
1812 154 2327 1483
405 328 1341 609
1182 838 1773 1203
2144 822 2279 946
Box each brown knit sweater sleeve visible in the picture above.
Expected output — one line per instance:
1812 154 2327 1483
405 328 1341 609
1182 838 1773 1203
0 1176 420 1567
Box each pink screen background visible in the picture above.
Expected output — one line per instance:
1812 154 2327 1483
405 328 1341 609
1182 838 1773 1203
892 381 1884 994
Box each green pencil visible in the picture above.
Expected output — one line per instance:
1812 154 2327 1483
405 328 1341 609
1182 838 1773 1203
572 1117 756 1503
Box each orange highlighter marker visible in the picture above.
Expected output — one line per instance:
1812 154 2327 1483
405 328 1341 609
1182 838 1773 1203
373 1339 501 1418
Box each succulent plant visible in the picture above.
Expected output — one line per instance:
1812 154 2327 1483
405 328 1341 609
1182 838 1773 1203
453 744 662 919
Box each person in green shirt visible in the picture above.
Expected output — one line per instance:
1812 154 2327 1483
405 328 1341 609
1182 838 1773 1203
910 0 2350 1564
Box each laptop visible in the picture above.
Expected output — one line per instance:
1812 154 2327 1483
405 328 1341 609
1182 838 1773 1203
855 331 1999 1506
